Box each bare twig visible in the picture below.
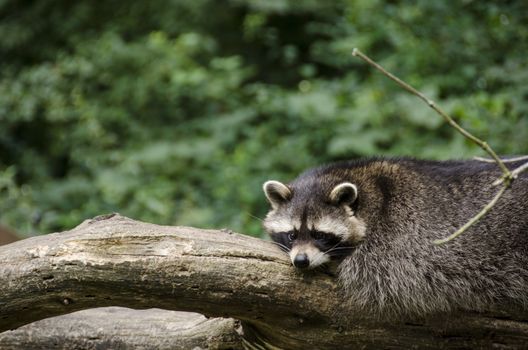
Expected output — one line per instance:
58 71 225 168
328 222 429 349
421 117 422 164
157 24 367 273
511 162 528 178
493 161 528 186
432 185 508 244
474 155 528 163
474 156 528 187
351 48 512 181
351 48 520 244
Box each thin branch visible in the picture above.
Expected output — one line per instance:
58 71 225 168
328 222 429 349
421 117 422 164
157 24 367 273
474 155 528 163
432 185 508 244
351 48 520 244
351 48 512 181
493 161 528 186
474 156 528 186
511 162 528 178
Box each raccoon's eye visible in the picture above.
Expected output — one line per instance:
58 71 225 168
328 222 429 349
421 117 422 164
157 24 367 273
288 232 297 241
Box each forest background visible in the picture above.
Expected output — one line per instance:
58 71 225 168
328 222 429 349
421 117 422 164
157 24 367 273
1 0 527 237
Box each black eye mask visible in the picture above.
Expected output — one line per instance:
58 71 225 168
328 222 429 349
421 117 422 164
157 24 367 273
270 231 294 252
310 231 354 258
271 230 355 259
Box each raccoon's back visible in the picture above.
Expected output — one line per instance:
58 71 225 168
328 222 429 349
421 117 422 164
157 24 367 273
336 157 528 319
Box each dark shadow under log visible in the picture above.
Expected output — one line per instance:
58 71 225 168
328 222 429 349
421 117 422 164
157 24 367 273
1 214 527 349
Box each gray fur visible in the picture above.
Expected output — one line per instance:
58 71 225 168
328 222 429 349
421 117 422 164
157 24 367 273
262 158 528 319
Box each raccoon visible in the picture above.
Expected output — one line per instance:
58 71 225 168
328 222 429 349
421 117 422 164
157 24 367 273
262 158 528 318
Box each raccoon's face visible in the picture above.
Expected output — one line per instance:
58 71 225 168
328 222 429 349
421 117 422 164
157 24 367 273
262 180 366 269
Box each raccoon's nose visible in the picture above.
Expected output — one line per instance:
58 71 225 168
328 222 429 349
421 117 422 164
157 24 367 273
293 253 310 269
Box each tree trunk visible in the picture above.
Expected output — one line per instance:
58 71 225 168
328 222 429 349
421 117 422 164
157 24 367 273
1 214 527 349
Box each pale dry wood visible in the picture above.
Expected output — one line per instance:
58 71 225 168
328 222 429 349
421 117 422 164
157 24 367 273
1 214 527 349
0 307 242 350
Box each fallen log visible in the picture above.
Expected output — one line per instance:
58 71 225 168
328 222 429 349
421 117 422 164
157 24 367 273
1 214 527 349
0 308 242 350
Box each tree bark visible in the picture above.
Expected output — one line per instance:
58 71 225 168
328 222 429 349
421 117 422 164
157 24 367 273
1 213 527 349
0 308 242 350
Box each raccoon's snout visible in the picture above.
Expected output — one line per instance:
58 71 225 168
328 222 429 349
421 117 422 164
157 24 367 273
290 244 330 269
293 253 310 269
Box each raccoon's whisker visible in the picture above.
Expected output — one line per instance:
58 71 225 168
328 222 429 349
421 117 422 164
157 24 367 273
308 242 344 267
324 242 345 254
271 241 290 252
325 247 355 256
326 246 355 252
246 213 264 222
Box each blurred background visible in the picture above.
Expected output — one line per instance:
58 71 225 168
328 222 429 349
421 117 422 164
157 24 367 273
1 0 527 239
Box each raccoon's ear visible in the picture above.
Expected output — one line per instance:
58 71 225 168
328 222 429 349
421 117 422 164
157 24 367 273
330 182 358 206
263 180 292 209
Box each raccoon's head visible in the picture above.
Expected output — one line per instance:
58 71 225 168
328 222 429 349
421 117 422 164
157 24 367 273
262 179 366 269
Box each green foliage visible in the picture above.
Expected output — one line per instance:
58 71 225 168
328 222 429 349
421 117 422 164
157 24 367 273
1 0 527 237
